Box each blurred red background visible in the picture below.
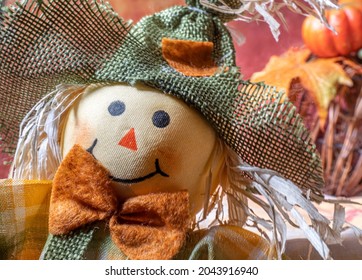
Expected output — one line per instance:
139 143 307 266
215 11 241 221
0 0 304 178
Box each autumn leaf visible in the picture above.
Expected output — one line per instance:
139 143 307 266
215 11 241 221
251 48 354 126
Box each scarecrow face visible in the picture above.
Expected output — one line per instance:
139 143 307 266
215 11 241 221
62 84 224 215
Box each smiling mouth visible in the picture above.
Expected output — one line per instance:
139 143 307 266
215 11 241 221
86 138 169 184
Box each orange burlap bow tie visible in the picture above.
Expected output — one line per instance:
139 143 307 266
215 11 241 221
49 144 190 260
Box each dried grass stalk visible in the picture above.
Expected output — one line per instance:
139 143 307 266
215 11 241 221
321 83 362 196
200 0 338 40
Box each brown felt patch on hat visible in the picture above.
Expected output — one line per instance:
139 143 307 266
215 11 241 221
109 191 190 260
162 38 218 77
49 144 117 235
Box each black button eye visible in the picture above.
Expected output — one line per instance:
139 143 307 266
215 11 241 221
108 100 125 116
152 110 170 128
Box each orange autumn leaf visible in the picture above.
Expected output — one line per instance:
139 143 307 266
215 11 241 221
251 48 353 125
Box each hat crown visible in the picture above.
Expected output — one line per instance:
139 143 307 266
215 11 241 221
132 4 237 67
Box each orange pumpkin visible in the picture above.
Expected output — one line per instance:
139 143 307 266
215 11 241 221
302 0 362 57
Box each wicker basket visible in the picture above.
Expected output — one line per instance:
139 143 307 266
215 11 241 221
293 62 362 197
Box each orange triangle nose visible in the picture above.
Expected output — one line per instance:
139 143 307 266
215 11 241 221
118 128 138 151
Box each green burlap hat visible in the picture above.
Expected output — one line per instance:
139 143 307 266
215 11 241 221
0 0 323 198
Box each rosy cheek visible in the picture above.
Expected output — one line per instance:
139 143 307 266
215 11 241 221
157 146 181 174
73 122 95 148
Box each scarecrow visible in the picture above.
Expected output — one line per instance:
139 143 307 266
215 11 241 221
0 0 355 260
